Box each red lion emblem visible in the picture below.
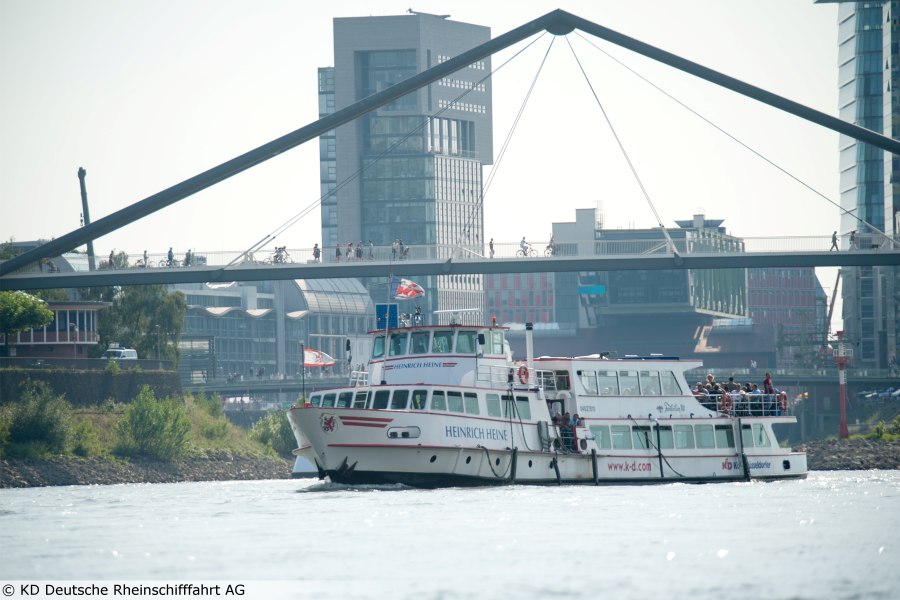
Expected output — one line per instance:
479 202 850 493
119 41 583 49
320 413 336 433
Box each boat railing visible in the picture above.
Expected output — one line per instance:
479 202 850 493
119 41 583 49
476 364 512 388
349 370 369 387
535 369 557 392
553 423 585 454
696 392 789 416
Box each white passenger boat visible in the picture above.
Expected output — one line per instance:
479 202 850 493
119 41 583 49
287 322 807 487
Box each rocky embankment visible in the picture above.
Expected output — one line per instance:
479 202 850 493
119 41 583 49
2 440 898 488
796 438 900 471
0 453 293 488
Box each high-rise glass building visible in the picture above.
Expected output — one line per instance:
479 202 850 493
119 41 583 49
319 12 493 324
819 0 899 368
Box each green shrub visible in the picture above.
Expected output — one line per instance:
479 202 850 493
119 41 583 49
198 419 229 440
191 392 223 419
0 409 9 458
70 420 103 457
105 359 121 375
116 385 189 461
4 380 71 456
250 411 296 456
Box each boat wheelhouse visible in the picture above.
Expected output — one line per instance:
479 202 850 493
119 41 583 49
287 322 806 487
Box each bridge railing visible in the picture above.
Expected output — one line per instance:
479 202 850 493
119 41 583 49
5 234 900 275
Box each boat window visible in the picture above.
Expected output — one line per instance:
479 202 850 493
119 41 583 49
410 331 430 354
590 425 611 449
447 391 464 413
490 330 504 355
432 331 453 353
501 394 514 417
639 371 661 396
486 393 501 417
372 390 390 410
656 426 674 449
337 392 353 408
674 425 694 449
373 335 385 359
632 426 652 449
619 371 639 396
309 395 321 407
752 423 771 447
741 424 753 448
457 331 477 354
695 424 715 449
410 390 428 410
464 392 479 414
597 370 619 395
389 333 408 356
516 396 531 420
578 370 598 394
322 393 336 408
353 392 369 409
431 391 447 411
390 390 409 410
660 371 682 395
611 425 632 449
715 425 735 448
555 371 571 390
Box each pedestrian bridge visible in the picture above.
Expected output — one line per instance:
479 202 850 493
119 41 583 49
2 235 897 291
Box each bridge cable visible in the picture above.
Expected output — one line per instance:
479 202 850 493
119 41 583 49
454 37 556 252
224 33 550 268
564 37 678 255
573 31 895 248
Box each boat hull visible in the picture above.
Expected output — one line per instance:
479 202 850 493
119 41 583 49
290 407 806 487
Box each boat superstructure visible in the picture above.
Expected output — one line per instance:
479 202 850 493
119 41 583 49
287 323 806 487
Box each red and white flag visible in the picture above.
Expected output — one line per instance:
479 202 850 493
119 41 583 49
393 278 425 299
303 348 336 367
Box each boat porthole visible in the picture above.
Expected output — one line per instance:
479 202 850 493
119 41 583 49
465 456 472 464
580 439 587 450
430 455 437 463
495 458 500 466
528 460 533 468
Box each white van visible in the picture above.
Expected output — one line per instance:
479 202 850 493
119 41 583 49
102 347 138 360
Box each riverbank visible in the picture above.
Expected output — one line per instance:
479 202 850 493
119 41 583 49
0 453 293 488
796 438 900 471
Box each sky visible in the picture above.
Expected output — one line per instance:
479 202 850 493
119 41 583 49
1 1 844 310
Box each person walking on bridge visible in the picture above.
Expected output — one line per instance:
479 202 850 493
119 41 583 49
830 231 839 251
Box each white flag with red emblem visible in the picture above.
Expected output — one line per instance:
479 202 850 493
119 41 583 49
393 277 425 299
303 348 335 367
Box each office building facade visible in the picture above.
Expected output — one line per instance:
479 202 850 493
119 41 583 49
819 0 900 368
320 13 493 323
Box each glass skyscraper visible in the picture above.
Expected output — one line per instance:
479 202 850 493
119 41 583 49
320 13 493 324
820 0 900 368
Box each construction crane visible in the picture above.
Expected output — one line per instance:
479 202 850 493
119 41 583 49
821 269 842 356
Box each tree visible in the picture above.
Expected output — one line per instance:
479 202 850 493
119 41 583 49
0 291 54 356
90 285 186 362
117 386 189 460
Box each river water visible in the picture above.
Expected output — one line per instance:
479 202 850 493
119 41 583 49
1 471 898 599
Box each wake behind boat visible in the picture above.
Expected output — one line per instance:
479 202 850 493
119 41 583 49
287 321 806 488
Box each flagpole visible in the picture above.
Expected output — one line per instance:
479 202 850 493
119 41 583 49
300 342 306 402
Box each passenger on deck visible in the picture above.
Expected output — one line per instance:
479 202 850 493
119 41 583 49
763 372 776 395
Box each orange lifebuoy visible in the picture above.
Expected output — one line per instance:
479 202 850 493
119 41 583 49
778 393 788 412
517 365 529 384
721 394 733 413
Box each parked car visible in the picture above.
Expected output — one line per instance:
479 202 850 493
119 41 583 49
102 347 138 360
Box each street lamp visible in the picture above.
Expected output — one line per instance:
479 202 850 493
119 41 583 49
68 323 77 359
